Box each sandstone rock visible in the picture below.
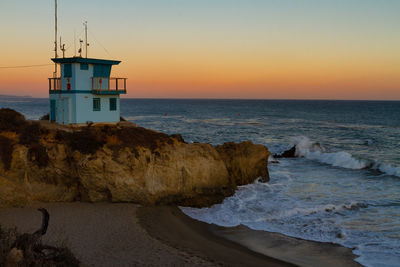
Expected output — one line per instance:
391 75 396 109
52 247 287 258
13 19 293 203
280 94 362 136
0 109 270 207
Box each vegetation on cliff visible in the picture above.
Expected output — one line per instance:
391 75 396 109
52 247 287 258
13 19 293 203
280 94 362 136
0 109 49 170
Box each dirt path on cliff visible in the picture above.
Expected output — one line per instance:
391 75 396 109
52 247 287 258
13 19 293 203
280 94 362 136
0 203 214 267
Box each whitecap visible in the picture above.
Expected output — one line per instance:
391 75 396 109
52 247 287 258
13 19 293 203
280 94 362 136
306 151 368 169
290 136 369 169
373 162 400 178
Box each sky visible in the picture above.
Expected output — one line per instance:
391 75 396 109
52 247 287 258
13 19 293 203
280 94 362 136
0 0 399 100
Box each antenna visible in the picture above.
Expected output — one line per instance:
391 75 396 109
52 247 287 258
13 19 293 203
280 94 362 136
53 0 58 77
79 39 83 57
84 21 89 58
60 37 66 58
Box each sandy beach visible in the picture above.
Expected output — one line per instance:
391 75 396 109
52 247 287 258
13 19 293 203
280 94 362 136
0 203 361 266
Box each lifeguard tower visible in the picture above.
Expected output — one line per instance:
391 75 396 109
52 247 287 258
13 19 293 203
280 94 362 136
49 57 126 124
48 2 126 125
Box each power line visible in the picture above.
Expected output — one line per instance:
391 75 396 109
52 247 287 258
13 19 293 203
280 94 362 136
0 64 53 69
88 30 113 58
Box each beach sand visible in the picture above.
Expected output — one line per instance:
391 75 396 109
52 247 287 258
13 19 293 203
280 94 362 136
0 203 361 266
0 203 212 266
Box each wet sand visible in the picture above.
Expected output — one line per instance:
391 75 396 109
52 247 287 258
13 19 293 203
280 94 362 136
139 206 362 267
213 225 361 267
0 203 361 266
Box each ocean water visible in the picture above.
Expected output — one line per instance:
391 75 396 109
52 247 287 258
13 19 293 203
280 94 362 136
1 98 400 266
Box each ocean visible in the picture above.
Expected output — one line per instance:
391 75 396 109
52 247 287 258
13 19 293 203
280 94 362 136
1 98 400 267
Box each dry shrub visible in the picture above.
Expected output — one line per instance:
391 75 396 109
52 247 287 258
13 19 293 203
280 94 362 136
170 134 185 143
0 226 18 264
18 122 49 168
56 127 105 155
56 125 173 155
0 136 14 171
0 108 27 133
40 114 49 121
0 225 79 267
19 122 41 145
117 126 173 151
0 109 51 168
106 135 122 146
27 143 49 168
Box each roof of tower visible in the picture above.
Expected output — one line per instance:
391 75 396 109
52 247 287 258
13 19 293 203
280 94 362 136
51 57 121 65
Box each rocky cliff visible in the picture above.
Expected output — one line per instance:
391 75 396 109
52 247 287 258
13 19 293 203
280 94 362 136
0 109 270 207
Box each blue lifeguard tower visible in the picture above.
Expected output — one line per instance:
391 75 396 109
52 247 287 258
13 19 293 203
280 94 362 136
49 57 127 124
48 2 127 125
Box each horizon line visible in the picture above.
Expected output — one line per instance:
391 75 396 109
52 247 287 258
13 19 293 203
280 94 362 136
1 95 400 102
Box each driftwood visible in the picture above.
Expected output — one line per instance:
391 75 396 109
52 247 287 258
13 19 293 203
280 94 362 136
12 208 49 252
5 208 79 266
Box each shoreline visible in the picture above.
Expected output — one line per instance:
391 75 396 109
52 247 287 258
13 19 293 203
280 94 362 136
138 206 292 267
138 206 362 267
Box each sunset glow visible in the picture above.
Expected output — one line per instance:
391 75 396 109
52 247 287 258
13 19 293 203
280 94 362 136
0 0 399 99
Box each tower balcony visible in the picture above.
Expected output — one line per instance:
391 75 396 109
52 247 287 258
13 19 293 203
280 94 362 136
48 77 61 92
91 77 127 95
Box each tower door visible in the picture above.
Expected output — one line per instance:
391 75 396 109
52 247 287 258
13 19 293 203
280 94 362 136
62 98 70 124
56 98 71 125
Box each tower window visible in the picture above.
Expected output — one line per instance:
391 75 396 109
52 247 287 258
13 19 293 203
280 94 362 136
64 64 72 77
93 98 101 111
110 98 117 111
93 64 111 77
80 63 89 70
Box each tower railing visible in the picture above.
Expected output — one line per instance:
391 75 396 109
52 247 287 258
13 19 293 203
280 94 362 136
48 77 61 92
91 77 127 94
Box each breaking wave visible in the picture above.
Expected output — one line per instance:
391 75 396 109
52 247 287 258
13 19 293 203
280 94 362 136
290 136 400 177
373 162 400 177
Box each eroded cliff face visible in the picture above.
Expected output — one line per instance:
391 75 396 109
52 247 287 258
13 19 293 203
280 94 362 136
0 109 270 207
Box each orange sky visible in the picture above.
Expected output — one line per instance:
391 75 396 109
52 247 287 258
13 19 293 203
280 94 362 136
0 0 399 100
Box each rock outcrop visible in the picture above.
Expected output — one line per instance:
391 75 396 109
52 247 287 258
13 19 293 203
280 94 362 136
0 109 270 207
273 146 296 158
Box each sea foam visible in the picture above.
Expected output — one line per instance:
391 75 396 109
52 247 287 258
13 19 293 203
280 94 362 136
373 162 400 177
291 136 400 177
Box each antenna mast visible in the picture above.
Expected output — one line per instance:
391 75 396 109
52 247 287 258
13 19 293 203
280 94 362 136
53 0 58 77
84 21 88 58
74 29 76 57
